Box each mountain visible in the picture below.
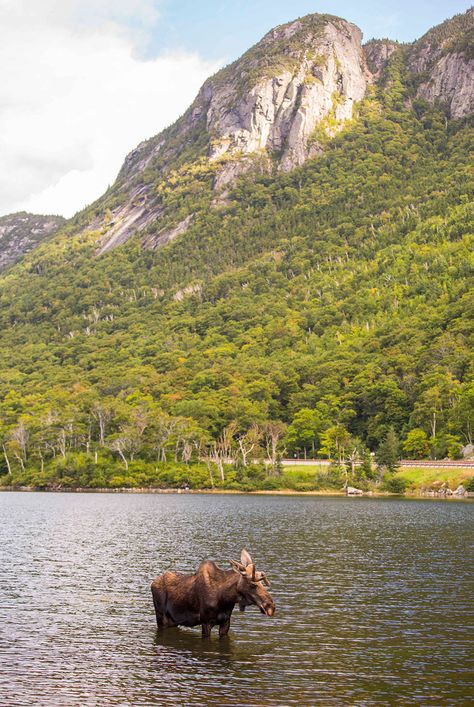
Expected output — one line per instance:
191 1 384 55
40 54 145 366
87 8 473 256
0 9 473 487
0 212 65 271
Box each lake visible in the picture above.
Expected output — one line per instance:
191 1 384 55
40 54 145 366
0 492 472 706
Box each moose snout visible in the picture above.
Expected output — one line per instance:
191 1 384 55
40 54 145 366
262 601 275 617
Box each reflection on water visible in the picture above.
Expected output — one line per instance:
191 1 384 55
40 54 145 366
0 492 472 705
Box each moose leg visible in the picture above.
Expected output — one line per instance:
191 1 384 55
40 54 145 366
218 618 230 638
152 588 165 629
201 622 213 638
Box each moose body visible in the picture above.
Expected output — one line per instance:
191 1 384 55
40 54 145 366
151 550 275 637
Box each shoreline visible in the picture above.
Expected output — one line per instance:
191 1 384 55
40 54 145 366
0 485 472 499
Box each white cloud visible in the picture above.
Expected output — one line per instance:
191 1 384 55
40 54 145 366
0 1 219 217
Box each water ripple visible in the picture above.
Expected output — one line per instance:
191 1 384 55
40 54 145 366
0 493 472 705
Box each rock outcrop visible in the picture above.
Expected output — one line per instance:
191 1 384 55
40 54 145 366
408 7 474 118
84 9 474 255
413 52 474 118
363 39 399 76
0 212 65 270
204 16 367 171
95 14 368 253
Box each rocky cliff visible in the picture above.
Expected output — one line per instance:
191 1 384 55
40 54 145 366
0 212 65 271
96 14 369 254
203 16 367 171
408 8 474 118
89 9 474 255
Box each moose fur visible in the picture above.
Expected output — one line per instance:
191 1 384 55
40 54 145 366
151 549 275 637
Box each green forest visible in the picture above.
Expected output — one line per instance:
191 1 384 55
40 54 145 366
0 51 472 491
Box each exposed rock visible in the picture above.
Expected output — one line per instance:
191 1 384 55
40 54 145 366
363 40 399 75
213 153 271 192
173 283 202 301
461 444 473 458
346 486 363 495
95 186 160 255
204 17 367 170
142 214 194 250
413 52 474 118
77 9 474 256
0 212 65 270
453 485 466 496
408 8 474 118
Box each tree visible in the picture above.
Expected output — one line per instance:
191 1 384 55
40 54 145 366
263 421 286 473
376 427 400 473
319 424 352 464
236 424 261 468
402 428 429 459
285 409 323 458
210 421 238 482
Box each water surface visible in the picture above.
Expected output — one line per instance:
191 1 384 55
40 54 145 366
0 493 472 705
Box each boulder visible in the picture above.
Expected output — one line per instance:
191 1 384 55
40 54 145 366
453 485 466 496
346 486 363 495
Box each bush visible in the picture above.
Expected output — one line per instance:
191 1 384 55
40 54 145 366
383 476 408 494
464 477 474 492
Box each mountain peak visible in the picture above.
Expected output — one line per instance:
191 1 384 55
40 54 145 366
90 9 473 255
200 13 366 171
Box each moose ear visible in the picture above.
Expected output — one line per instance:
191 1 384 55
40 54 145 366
240 549 253 567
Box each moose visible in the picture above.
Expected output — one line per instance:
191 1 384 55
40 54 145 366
151 549 275 637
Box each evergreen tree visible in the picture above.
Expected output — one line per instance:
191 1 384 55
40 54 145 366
376 427 400 474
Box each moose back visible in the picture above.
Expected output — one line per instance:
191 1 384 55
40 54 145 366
151 549 275 637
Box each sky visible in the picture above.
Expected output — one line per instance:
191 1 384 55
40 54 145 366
0 0 471 218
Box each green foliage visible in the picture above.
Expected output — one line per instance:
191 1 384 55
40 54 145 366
0 48 473 489
376 427 401 473
465 477 474 492
402 428 430 459
383 475 408 494
284 408 323 455
429 433 463 460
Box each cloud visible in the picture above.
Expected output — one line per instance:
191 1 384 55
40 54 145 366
0 1 219 217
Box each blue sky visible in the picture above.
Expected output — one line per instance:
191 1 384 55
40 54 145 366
149 1 473 61
1 0 471 217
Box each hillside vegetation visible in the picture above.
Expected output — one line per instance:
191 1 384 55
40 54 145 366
0 47 472 490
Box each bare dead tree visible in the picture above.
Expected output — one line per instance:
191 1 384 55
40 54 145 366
236 424 261 467
263 421 286 471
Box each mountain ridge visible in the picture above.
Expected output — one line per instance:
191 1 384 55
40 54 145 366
89 7 474 256
0 9 472 485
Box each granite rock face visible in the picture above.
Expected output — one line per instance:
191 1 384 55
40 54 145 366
204 18 367 170
363 40 399 76
408 7 474 118
86 9 474 255
412 52 474 118
0 212 65 271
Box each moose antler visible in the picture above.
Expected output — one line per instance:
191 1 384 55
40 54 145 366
229 559 247 574
230 556 271 587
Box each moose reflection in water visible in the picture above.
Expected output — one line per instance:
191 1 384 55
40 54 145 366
151 549 275 638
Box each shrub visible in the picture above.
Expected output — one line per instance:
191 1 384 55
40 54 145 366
464 477 474 492
383 476 408 494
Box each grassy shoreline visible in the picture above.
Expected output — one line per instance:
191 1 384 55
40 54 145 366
0 486 472 500
1 463 472 497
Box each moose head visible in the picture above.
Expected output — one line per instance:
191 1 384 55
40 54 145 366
229 549 275 616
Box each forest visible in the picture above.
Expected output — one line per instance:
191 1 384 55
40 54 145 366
0 53 472 490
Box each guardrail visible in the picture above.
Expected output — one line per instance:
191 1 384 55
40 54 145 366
281 458 474 469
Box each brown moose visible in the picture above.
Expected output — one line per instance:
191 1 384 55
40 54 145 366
151 549 275 637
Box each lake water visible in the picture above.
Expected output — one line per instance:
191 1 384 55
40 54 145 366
0 492 472 706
